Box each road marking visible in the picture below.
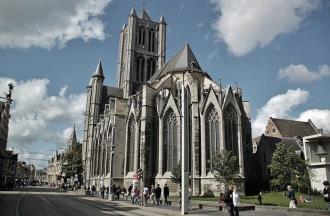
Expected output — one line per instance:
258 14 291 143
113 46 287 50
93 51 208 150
15 194 25 216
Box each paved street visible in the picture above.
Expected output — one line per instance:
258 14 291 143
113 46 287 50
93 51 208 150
0 187 285 216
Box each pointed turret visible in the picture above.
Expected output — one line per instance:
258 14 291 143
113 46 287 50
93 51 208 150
121 23 126 31
93 59 104 78
130 7 137 17
141 8 151 21
160 15 166 23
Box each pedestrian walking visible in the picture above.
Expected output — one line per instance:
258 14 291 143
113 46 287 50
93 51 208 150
100 185 105 199
155 184 162 206
257 192 262 205
128 184 133 199
163 184 169 205
116 186 121 200
143 185 149 206
223 184 234 216
150 185 155 204
91 185 96 197
323 181 330 210
283 185 296 208
233 185 240 216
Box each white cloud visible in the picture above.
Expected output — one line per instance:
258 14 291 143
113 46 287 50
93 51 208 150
252 88 309 136
252 88 330 137
0 0 112 49
210 0 320 56
298 109 330 133
279 64 330 83
0 77 86 148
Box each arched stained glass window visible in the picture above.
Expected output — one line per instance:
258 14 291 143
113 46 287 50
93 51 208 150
205 105 220 171
224 104 239 169
127 117 135 172
163 109 178 172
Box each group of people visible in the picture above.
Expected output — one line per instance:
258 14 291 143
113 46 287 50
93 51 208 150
130 184 170 207
223 184 240 216
90 184 127 200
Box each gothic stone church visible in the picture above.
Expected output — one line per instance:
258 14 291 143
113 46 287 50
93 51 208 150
82 8 253 195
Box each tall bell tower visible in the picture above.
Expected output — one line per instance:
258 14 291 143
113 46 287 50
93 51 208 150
117 8 166 98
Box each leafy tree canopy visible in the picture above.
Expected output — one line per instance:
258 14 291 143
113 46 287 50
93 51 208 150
62 144 83 179
268 142 311 193
209 150 241 189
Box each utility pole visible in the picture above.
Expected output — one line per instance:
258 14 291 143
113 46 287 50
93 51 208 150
181 73 189 215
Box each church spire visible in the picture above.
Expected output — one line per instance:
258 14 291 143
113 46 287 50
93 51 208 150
93 59 104 78
69 123 78 150
160 15 166 23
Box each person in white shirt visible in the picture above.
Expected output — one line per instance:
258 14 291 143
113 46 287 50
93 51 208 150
143 185 149 206
233 185 240 216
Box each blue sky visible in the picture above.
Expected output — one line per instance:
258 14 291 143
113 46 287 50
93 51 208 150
0 0 329 168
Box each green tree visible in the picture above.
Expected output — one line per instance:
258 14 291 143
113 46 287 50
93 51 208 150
268 142 311 192
62 144 83 179
170 161 182 186
209 150 241 188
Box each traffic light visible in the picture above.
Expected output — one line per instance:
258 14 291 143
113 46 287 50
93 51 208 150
137 168 143 179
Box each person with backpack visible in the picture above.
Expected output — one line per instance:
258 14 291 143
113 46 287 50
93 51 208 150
283 185 296 208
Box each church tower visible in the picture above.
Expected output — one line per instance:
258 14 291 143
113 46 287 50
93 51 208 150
117 8 167 98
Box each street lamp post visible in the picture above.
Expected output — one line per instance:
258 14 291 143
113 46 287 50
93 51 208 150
108 124 116 201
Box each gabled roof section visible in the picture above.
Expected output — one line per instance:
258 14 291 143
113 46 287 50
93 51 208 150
258 134 302 153
93 59 104 78
141 9 152 21
148 43 203 83
271 117 319 138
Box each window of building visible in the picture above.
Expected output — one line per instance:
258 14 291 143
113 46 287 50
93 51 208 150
148 29 155 52
138 27 146 48
136 56 145 82
127 116 135 172
163 109 178 172
224 104 239 169
147 58 156 80
205 104 220 171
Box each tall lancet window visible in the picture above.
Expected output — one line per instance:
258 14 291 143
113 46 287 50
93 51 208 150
205 105 220 171
148 29 155 52
138 27 146 48
127 117 135 172
224 104 239 168
147 58 156 80
163 109 178 172
136 56 145 82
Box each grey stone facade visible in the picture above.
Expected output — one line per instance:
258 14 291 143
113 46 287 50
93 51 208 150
82 9 252 195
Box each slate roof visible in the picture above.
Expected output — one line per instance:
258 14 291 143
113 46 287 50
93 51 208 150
263 135 302 151
271 117 319 138
148 43 203 83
